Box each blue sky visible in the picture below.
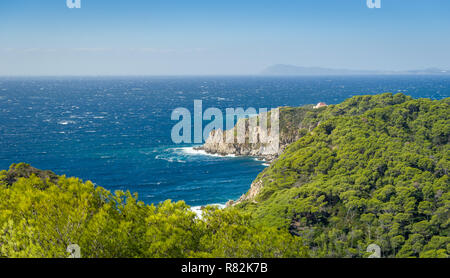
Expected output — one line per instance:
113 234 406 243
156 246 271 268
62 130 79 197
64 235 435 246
1 0 449 75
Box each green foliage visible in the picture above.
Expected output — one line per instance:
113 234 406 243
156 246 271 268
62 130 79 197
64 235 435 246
1 93 448 258
0 164 308 258
237 94 449 258
276 92 413 145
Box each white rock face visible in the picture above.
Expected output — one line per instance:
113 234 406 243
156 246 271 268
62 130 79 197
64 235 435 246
200 128 279 160
226 179 264 207
201 129 237 155
198 110 281 161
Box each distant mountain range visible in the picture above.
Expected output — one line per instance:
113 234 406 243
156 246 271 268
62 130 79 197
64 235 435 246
260 64 450 76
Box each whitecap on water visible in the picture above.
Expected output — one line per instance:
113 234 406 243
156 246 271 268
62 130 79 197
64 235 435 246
177 147 236 158
155 154 187 164
58 120 76 125
153 146 235 164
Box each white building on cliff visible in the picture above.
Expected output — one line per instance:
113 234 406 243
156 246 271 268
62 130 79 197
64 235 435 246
314 102 327 109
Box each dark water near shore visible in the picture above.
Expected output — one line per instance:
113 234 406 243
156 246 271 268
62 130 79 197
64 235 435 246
0 76 448 206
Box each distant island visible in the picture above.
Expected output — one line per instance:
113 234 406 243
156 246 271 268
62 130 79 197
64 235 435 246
260 64 450 76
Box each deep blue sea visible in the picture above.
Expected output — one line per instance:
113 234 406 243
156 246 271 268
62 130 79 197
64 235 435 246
0 76 449 206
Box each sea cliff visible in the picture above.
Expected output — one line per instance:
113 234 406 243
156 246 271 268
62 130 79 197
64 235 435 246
197 105 323 162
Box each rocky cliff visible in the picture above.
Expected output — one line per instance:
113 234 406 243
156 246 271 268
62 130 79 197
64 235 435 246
198 123 281 162
197 105 322 162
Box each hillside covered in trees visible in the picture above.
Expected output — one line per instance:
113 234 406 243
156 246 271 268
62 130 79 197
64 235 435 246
199 92 414 161
235 93 449 258
0 163 307 258
0 93 448 258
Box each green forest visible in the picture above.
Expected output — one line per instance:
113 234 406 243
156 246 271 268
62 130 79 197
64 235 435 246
237 93 449 258
0 163 307 258
0 93 448 258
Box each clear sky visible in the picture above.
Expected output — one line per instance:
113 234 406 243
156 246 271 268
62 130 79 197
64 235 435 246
1 0 449 75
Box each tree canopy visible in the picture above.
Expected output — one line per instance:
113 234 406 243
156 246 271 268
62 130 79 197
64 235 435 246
1 93 448 258
236 93 449 258
0 163 307 258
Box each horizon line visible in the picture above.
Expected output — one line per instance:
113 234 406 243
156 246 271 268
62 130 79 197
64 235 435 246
1 73 450 78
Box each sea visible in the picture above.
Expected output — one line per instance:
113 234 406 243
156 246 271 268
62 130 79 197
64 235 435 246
0 75 449 207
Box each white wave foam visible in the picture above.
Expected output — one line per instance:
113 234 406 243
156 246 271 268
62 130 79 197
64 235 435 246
155 154 187 163
252 157 270 167
191 203 226 218
178 147 236 158
58 120 75 125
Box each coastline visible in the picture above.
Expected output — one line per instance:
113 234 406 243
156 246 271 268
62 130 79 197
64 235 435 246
179 145 270 208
